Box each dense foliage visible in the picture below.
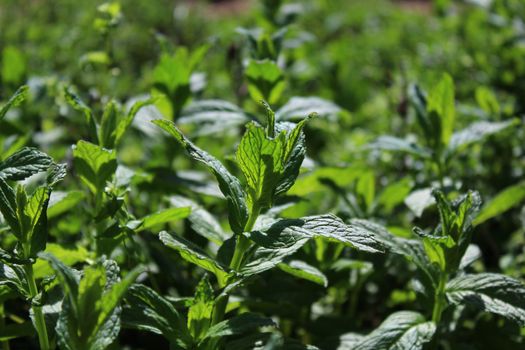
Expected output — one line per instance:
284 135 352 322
0 0 524 349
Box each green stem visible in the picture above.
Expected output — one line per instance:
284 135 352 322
23 264 50 350
432 272 446 323
211 204 262 328
0 303 10 350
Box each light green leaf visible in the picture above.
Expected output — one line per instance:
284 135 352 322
446 273 525 326
138 207 191 232
203 312 275 340
48 191 85 219
1 47 26 85
276 96 342 121
473 181 525 226
245 59 285 104
237 122 285 208
114 98 154 146
179 99 250 136
353 311 436 350
188 275 214 340
153 119 248 234
159 231 230 283
33 243 90 278
278 260 328 287
427 73 455 147
366 136 431 158
404 188 434 217
377 178 413 213
72 140 117 195
0 85 29 121
448 119 517 153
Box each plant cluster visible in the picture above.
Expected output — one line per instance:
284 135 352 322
0 0 524 349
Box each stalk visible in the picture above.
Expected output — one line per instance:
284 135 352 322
23 264 50 350
211 204 261 327
0 303 10 350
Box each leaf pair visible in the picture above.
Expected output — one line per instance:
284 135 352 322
41 254 142 350
65 88 152 148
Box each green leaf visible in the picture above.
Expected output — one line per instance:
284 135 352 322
245 59 285 104
0 85 29 121
114 98 154 146
138 207 191 232
33 243 90 278
404 188 435 217
276 97 342 121
93 265 143 339
159 231 230 284
427 73 455 147
366 136 431 158
170 196 228 245
72 140 117 195
446 273 525 326
0 177 18 235
48 191 85 219
203 312 275 340
24 186 51 257
38 252 80 312
153 119 248 234
64 88 98 142
353 311 436 350
1 47 26 85
242 215 382 276
237 122 286 208
377 178 413 213
447 119 517 153
188 275 214 340
179 99 250 136
473 181 525 226
98 100 119 148
122 284 192 346
274 120 308 196
278 260 328 287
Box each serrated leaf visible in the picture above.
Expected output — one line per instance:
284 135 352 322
353 311 436 350
448 119 517 152
159 231 230 284
276 96 341 121
122 284 192 346
72 140 117 195
0 177 18 235
203 312 275 340
114 97 154 146
153 119 248 234
98 100 119 148
473 181 525 226
237 122 286 208
446 273 525 326
0 85 28 121
138 207 191 232
278 260 327 286
33 243 90 278
0 147 52 181
242 215 382 276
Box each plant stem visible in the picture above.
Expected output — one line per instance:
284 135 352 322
432 271 447 323
211 204 262 328
0 303 10 350
23 264 50 350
